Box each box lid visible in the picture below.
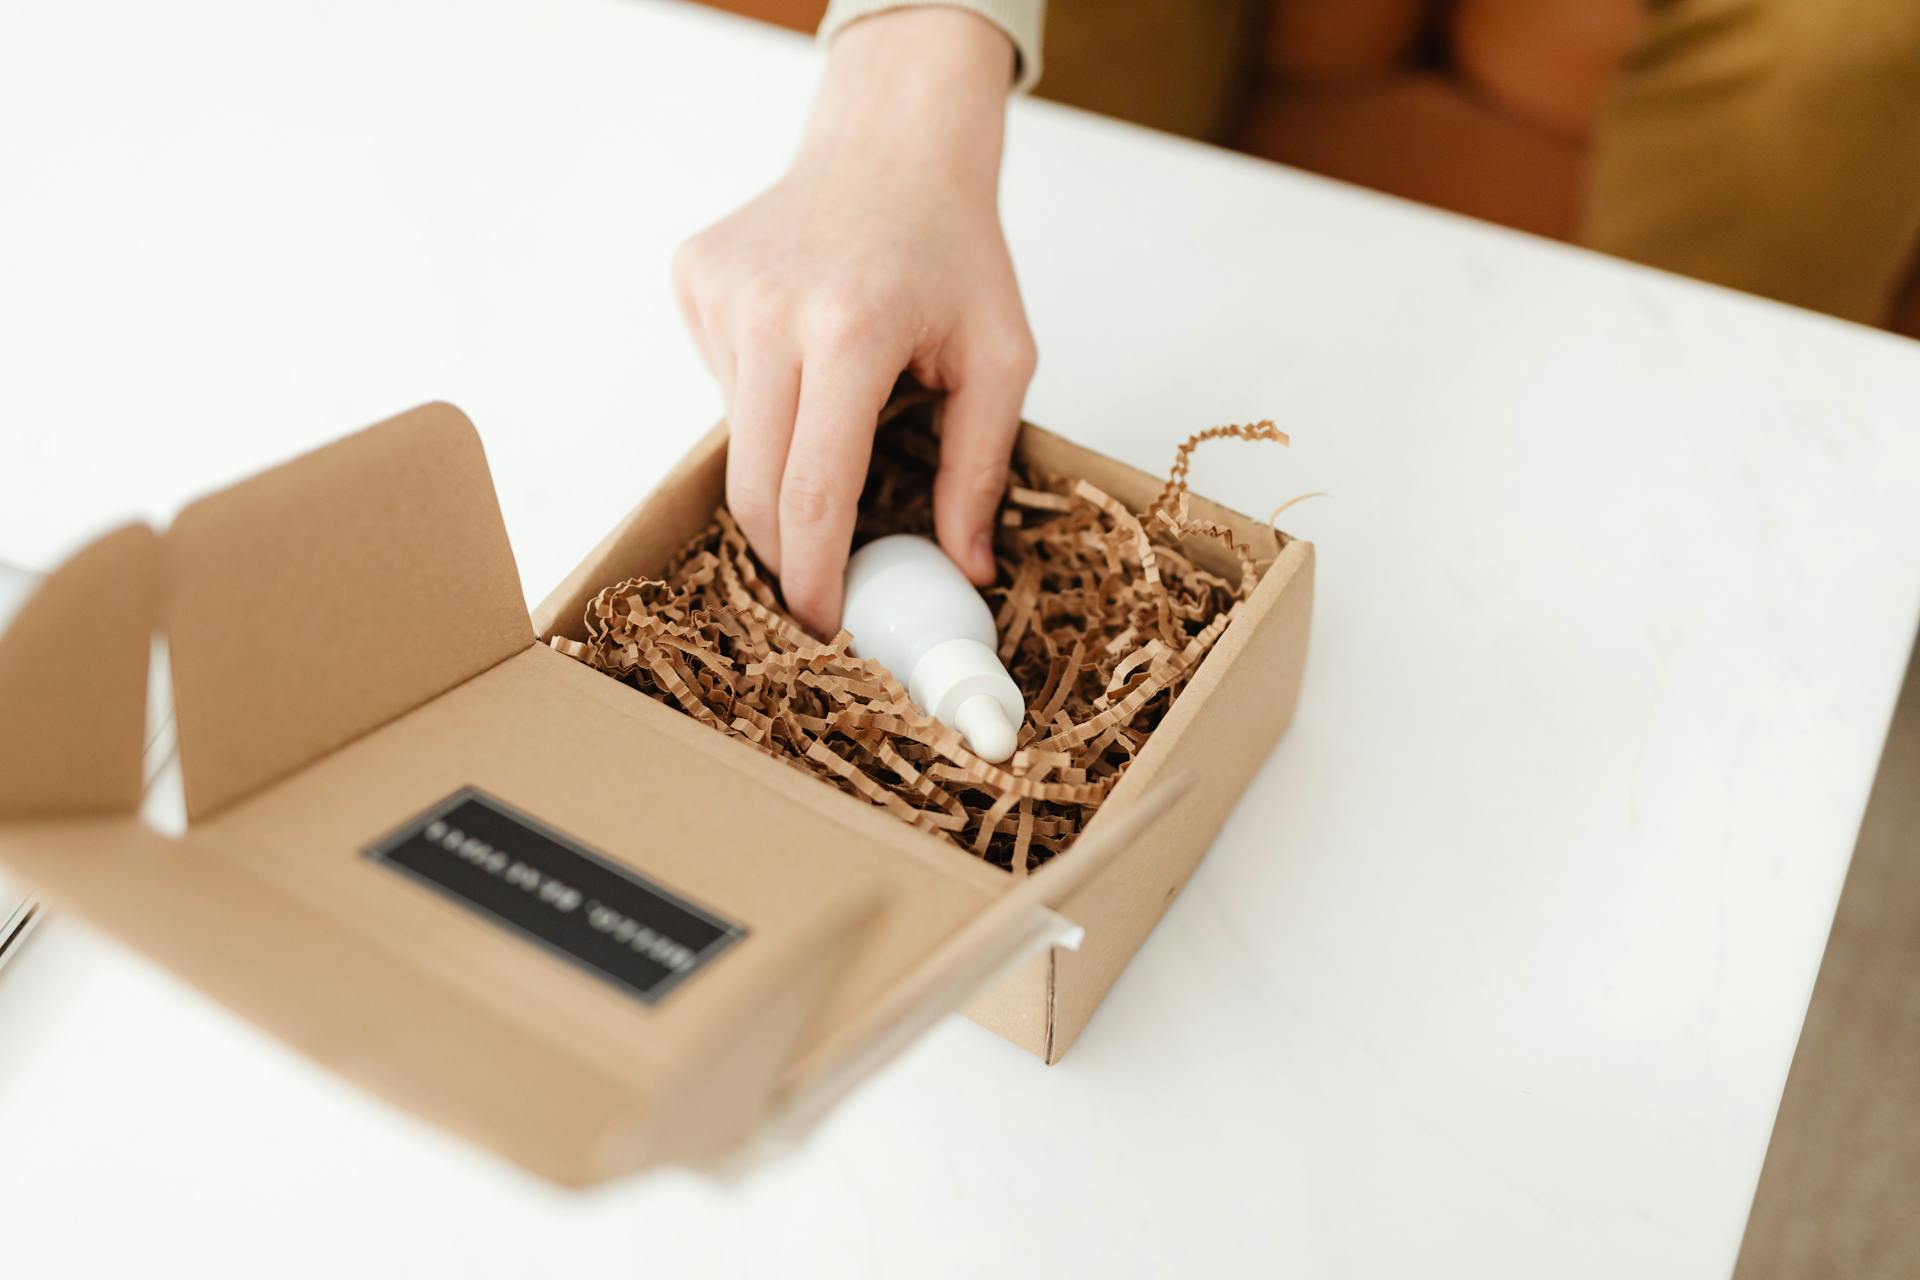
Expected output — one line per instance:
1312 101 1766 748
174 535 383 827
0 404 1188 1183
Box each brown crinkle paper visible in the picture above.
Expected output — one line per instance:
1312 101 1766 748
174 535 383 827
552 395 1292 875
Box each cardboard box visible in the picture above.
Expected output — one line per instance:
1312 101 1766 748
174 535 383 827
0 402 1313 1184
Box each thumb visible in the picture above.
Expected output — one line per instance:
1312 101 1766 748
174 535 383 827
933 336 1036 584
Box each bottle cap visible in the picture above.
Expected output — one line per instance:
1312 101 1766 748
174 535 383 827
953 693 1018 763
909 637 1027 764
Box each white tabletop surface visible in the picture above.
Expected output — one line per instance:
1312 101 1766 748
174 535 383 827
5 1 1920 1275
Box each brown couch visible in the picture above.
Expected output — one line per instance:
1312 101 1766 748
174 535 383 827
1244 0 1639 243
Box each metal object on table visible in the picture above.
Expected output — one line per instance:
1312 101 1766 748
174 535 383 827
0 896 40 973
0 561 40 974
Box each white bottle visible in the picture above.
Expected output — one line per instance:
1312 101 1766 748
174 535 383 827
841 534 1026 762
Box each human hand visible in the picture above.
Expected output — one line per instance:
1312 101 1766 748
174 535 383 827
671 8 1036 637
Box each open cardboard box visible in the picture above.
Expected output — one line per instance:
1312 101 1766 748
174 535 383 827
0 402 1313 1185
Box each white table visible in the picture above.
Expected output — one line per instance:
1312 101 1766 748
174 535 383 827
4 1 1919 1275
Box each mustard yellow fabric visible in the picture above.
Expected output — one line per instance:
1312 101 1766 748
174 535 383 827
1585 0 1920 324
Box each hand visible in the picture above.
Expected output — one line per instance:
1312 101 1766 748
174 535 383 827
671 8 1036 637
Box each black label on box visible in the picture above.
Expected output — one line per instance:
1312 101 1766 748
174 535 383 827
364 787 744 1005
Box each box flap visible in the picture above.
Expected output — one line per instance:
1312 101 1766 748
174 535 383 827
0 813 884 1183
165 403 533 820
0 522 158 819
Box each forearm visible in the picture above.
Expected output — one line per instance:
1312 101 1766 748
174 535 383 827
802 8 1013 195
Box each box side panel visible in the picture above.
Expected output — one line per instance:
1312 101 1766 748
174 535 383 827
1046 540 1315 1061
961 947 1053 1058
201 644 1004 1065
976 424 1310 1061
788 768 1197 1092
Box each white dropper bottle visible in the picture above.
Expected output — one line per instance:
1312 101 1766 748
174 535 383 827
841 534 1026 762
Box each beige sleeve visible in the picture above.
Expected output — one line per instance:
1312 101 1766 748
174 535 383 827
817 0 1046 93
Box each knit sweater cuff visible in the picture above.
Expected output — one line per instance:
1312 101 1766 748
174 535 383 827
817 0 1045 93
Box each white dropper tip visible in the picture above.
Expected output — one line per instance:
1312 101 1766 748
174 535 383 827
955 692 1018 763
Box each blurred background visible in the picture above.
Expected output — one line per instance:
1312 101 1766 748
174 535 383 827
714 0 1920 341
